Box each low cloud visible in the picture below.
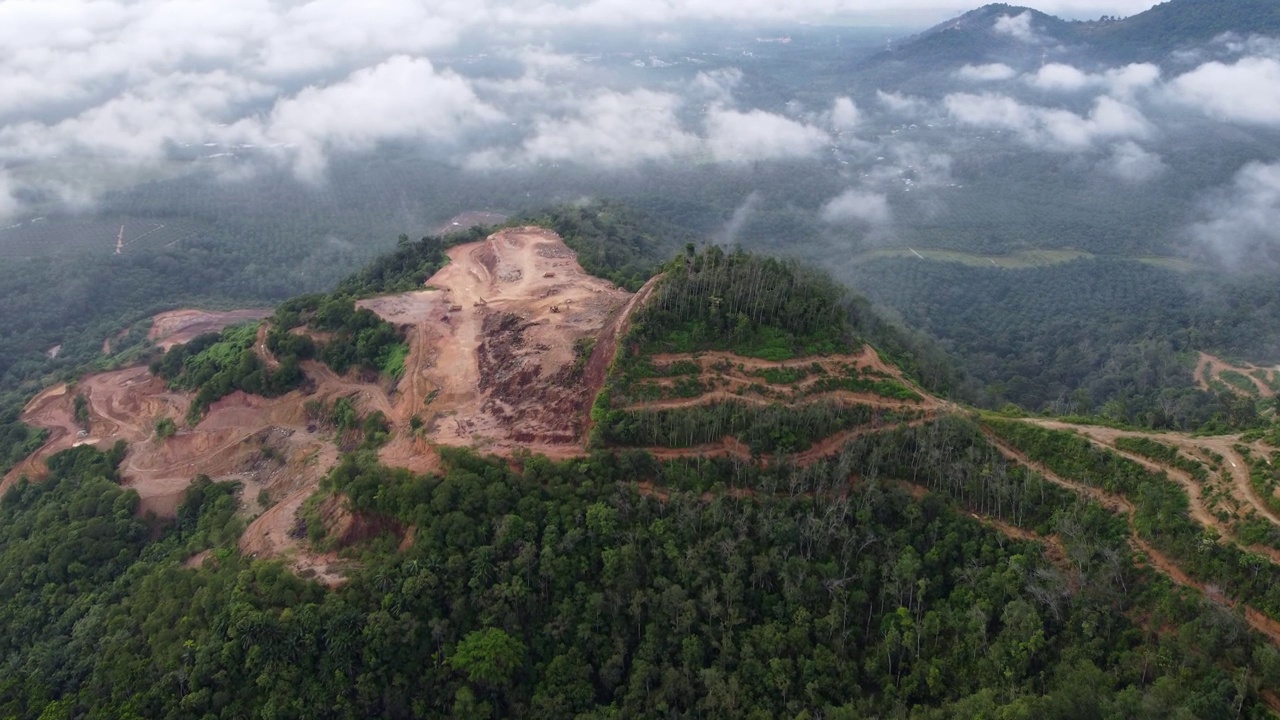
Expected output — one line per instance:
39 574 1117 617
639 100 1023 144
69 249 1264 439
259 56 502 180
993 12 1037 43
692 68 745 104
945 92 1151 151
865 142 954 189
877 90 931 116
829 97 862 130
1027 63 1092 92
718 191 761 245
957 63 1017 82
1190 161 1280 269
469 88 698 169
1166 56 1280 125
1100 141 1165 183
821 188 891 226
705 108 829 163
0 171 18 220
1026 62 1160 97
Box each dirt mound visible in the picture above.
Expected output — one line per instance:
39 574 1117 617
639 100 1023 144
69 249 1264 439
361 226 632 457
148 308 272 350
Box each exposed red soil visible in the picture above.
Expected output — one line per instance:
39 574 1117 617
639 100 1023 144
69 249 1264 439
897 478 1073 576
358 227 632 459
9 227 638 585
579 273 663 443
1023 419 1280 557
624 388 929 413
982 425 1280 651
240 486 349 587
1195 352 1278 398
625 346 949 416
148 308 272 350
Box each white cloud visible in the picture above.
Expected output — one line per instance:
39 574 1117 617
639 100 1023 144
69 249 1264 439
830 97 862 130
254 0 465 77
1026 62 1160 96
258 56 502 180
1028 63 1093 92
692 68 744 104
0 0 1176 216
821 188 891 226
0 70 274 170
0 170 19 221
1105 63 1162 96
718 191 761 245
877 90 931 116
1100 141 1165 183
705 108 829 163
867 143 954 189
957 63 1017 82
945 92 1150 151
1190 161 1280 269
469 89 698 169
993 12 1036 43
1166 57 1280 125
1215 33 1280 60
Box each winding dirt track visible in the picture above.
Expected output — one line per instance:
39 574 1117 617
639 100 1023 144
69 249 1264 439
1024 419 1280 543
981 426 1280 649
1195 352 1278 398
624 389 929 413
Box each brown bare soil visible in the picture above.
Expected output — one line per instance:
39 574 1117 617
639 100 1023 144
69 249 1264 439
148 308 272 350
8 227 640 585
240 486 349 587
3 361 345 520
579 273 663 443
1195 352 1278 398
1023 419 1280 558
983 424 1280 650
359 226 632 458
611 342 942 467
625 389 930 414
628 346 946 413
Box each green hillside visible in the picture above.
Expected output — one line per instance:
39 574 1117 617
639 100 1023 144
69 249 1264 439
2 218 1280 717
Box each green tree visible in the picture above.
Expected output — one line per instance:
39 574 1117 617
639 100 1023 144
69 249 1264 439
449 628 526 688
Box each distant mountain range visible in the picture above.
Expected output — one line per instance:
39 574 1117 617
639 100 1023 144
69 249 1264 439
862 0 1280 71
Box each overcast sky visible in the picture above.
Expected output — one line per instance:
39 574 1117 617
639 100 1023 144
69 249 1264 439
5 0 1279 265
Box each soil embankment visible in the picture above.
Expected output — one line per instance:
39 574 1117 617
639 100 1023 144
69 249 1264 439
148 308 273 350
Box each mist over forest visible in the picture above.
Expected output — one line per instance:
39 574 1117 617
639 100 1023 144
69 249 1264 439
4 0 1280 424
8 2 1280 718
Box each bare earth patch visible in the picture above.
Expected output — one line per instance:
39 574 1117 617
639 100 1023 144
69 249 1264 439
360 226 632 458
148 308 273 350
7 226 639 585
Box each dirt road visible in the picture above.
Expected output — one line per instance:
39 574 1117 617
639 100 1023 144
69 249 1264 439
1195 352 1278 398
983 424 1280 651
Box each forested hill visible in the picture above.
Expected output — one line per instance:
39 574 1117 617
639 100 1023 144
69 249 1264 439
2 205 1280 717
863 0 1280 69
1083 0 1280 57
